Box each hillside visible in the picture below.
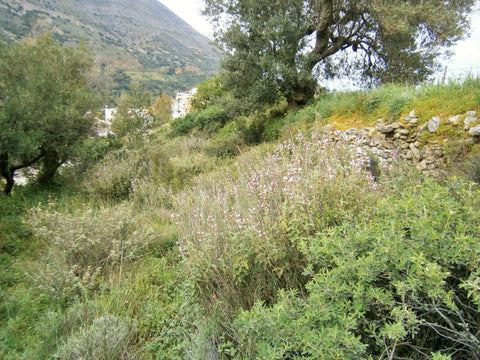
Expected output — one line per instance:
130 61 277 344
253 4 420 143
0 0 219 95
1 79 480 358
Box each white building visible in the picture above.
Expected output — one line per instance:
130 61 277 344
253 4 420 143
172 88 197 118
104 106 117 125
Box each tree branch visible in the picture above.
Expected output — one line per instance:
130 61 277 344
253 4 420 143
11 149 46 172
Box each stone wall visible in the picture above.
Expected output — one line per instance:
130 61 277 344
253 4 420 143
323 110 479 176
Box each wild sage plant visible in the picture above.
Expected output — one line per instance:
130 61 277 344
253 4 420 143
175 131 382 314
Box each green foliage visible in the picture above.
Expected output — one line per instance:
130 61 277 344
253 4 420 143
82 139 174 201
205 0 476 109
460 152 480 184
111 84 156 140
203 121 244 158
3 78 480 360
25 202 159 304
0 196 31 256
171 104 234 136
55 315 135 360
190 76 227 111
277 77 480 134
0 34 99 193
219 176 480 359
175 132 381 324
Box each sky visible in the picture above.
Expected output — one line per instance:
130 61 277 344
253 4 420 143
159 0 480 80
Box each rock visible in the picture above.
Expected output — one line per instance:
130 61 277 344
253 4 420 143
359 127 375 137
376 121 402 134
409 117 419 125
397 141 410 150
427 116 441 132
395 128 410 136
418 160 429 171
447 115 461 125
466 110 477 117
469 124 480 137
434 149 444 157
377 124 395 134
409 143 420 160
459 137 476 146
464 114 478 128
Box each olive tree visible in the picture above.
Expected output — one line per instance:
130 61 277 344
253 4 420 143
0 35 98 194
204 0 476 110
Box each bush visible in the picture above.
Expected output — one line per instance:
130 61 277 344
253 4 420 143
25 203 158 303
82 149 139 200
55 315 135 360
225 177 480 359
171 104 234 136
203 121 245 158
175 132 381 322
461 152 480 184
82 140 174 201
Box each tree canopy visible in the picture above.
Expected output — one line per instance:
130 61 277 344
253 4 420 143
204 0 476 110
110 85 172 143
0 35 99 195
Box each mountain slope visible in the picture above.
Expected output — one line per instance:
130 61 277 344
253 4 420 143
0 0 219 95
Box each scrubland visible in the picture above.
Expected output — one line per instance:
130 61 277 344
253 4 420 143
1 78 480 359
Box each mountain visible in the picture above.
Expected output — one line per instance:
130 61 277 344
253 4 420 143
0 0 220 97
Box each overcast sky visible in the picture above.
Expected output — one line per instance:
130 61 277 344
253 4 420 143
159 0 480 79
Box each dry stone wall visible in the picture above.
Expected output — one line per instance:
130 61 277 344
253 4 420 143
323 110 479 176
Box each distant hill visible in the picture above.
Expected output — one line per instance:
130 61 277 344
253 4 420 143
0 0 220 97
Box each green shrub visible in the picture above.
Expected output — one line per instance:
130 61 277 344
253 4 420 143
25 203 158 303
171 104 234 136
225 177 480 359
82 140 174 201
170 113 196 136
461 152 480 184
204 121 244 158
0 194 34 256
175 132 381 323
314 90 366 120
55 315 135 360
82 149 139 200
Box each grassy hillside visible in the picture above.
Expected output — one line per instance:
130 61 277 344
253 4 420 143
1 79 480 359
0 0 219 96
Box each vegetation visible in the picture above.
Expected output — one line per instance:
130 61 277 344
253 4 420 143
1 5 480 356
1 72 480 359
205 0 476 110
0 35 100 195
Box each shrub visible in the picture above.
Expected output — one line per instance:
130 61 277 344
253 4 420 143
226 177 480 359
82 140 174 201
55 315 135 360
461 152 480 184
25 203 158 303
171 104 234 136
82 149 140 200
175 132 382 322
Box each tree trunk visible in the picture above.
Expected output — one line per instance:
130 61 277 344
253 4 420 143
36 150 63 186
1 168 15 196
287 84 316 112
0 151 15 196
1 150 46 195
